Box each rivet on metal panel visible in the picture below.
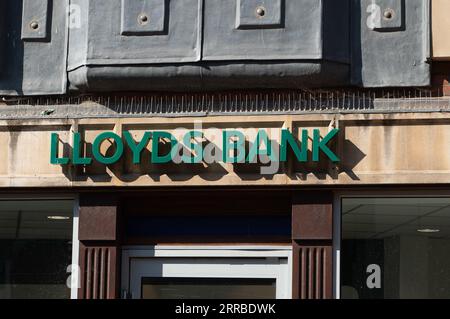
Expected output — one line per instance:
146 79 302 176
383 8 394 20
367 0 403 31
29 21 40 31
255 6 266 18
236 0 283 29
138 13 150 25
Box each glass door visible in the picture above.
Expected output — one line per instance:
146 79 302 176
128 256 290 299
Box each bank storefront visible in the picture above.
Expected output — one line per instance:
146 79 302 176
2 111 450 299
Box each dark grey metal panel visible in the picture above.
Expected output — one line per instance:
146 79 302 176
370 0 403 31
0 0 432 95
323 0 350 64
203 0 323 61
0 0 68 95
67 0 89 72
68 61 349 92
120 0 167 35
67 0 202 70
351 0 430 87
21 0 49 41
67 0 351 91
236 0 283 29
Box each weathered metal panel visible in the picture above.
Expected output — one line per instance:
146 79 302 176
67 62 350 92
21 0 49 41
370 0 403 31
236 0 283 29
67 0 349 91
0 0 68 95
203 0 323 60
68 0 202 68
120 0 167 36
352 0 430 87
67 0 89 71
0 0 432 94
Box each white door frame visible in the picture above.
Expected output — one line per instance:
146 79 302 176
121 245 293 299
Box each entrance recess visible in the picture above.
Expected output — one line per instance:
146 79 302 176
122 246 292 299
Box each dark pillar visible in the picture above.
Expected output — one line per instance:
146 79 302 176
78 194 120 299
292 191 333 299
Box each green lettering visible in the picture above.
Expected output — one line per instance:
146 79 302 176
181 131 203 164
280 129 308 162
73 132 92 165
223 130 246 163
152 131 178 164
246 130 275 163
124 131 151 164
50 133 69 165
312 128 340 162
92 132 124 165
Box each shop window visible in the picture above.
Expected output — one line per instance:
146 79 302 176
341 197 450 299
0 200 73 299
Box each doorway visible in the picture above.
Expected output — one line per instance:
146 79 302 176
122 246 292 299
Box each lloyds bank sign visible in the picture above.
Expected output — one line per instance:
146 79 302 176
50 128 340 170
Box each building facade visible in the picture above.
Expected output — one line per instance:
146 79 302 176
1 0 450 299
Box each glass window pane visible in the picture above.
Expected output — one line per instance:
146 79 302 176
0 200 73 299
341 197 450 299
141 277 276 299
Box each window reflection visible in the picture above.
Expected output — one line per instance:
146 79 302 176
341 197 450 299
0 200 73 299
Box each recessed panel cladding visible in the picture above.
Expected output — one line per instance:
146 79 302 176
121 0 167 35
0 0 67 95
369 0 403 31
237 0 283 29
203 0 323 60
68 0 201 68
21 0 49 40
352 0 430 87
